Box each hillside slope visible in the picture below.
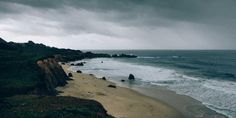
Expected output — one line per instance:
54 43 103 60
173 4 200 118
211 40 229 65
0 38 113 118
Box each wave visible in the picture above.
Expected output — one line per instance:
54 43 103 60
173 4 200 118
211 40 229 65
138 56 160 59
71 58 236 118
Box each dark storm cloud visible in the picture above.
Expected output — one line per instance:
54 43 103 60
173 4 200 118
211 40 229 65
0 0 236 49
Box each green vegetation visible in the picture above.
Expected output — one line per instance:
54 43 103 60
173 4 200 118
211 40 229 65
0 38 113 117
0 49 42 97
0 95 113 118
0 39 110 97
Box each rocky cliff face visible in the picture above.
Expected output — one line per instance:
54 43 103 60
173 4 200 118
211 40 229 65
37 58 69 95
0 38 114 117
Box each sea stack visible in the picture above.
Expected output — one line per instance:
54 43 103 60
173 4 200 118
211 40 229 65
128 74 135 80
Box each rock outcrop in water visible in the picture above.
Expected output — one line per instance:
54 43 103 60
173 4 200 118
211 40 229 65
128 74 135 80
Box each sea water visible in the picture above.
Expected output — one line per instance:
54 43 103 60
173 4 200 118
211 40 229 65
71 50 236 118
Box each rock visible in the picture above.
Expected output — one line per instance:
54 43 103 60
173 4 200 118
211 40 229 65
76 62 84 66
101 61 103 63
121 79 125 82
76 70 82 73
70 63 75 66
128 74 135 80
61 62 65 65
101 77 106 80
107 85 116 88
37 58 69 95
111 54 118 57
68 73 73 77
89 74 94 76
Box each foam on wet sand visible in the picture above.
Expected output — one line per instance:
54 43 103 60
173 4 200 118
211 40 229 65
57 65 183 118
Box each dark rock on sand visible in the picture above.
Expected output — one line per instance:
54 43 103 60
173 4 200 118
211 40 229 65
76 62 84 66
121 79 125 82
70 63 75 66
101 77 107 80
107 85 116 88
76 70 82 73
68 73 73 77
128 74 135 80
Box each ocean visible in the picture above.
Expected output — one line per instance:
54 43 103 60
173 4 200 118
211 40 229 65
72 50 236 118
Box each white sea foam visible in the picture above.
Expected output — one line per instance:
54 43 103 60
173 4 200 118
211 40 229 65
71 58 236 118
138 56 160 59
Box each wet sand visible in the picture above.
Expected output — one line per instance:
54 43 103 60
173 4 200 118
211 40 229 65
113 81 227 118
57 65 183 118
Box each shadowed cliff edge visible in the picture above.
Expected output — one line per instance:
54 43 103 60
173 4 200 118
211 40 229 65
0 37 113 118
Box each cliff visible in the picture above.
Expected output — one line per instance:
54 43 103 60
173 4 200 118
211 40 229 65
0 38 114 117
0 38 110 97
36 58 69 95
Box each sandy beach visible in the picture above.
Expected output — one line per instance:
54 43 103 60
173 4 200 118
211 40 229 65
57 65 183 118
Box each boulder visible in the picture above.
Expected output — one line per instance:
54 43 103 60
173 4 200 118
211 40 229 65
76 62 84 66
107 85 116 88
121 79 125 82
128 74 135 80
68 73 73 77
101 77 106 80
76 70 82 73
70 63 75 66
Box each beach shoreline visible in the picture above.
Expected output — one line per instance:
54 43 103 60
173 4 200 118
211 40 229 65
57 65 183 118
57 64 227 118
110 79 228 118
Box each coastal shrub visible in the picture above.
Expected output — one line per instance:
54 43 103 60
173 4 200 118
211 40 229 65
0 96 114 118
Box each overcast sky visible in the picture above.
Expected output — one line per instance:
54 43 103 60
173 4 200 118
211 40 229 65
0 0 236 49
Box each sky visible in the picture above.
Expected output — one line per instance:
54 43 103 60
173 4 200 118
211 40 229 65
0 0 236 50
